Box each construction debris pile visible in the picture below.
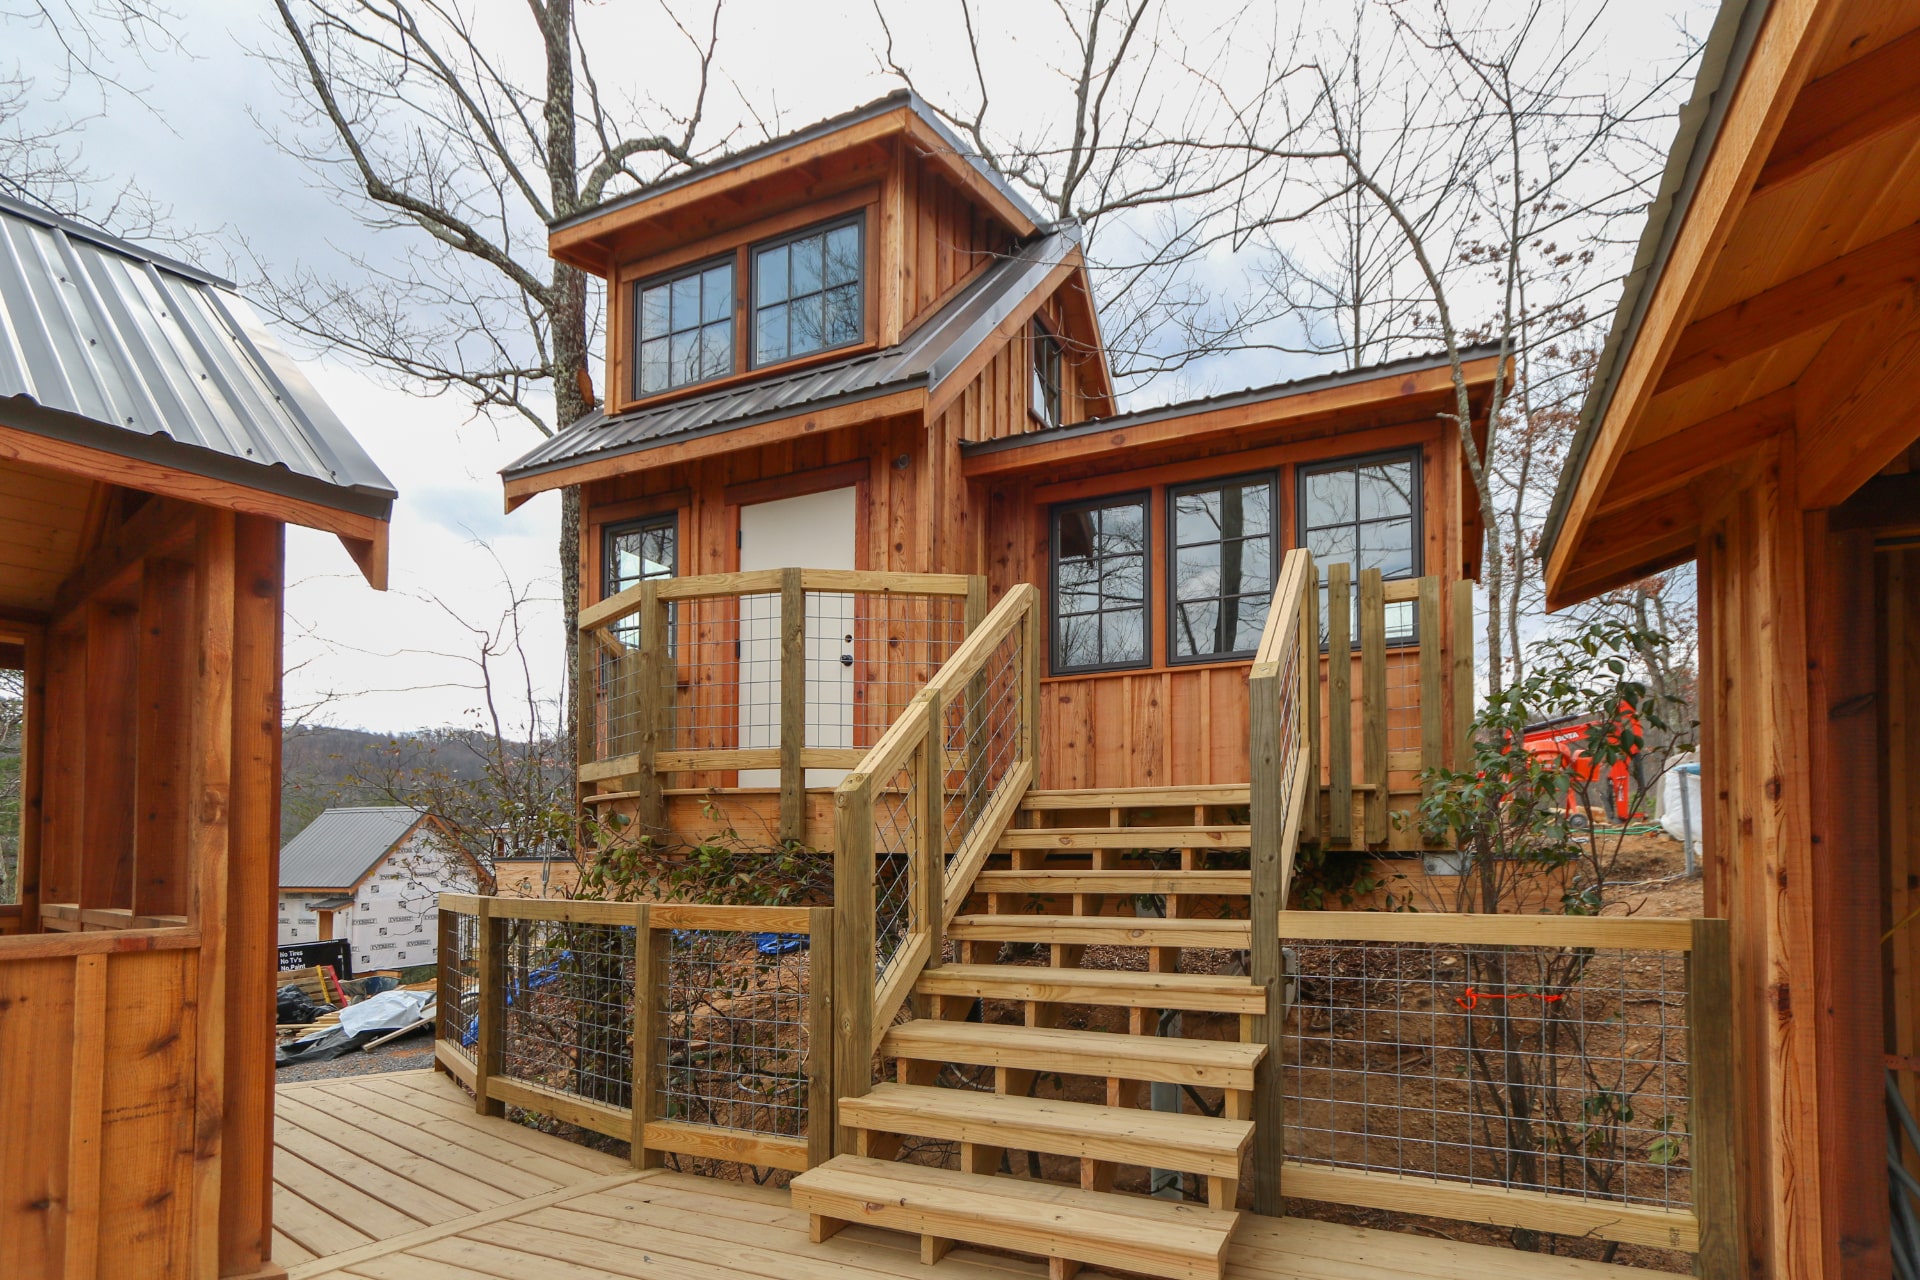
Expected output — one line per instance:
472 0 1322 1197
275 965 438 1066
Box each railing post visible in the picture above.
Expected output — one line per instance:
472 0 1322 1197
1450 578 1476 768
1418 575 1444 799
1020 592 1042 770
630 903 664 1169
779 568 807 845
1248 651 1284 1217
1327 563 1353 843
806 905 837 1169
832 779 876 1154
915 692 946 972
961 577 988 829
1689 917 1740 1277
1359 568 1388 846
634 581 667 833
473 896 505 1117
1300 553 1320 844
434 905 455 1076
575 629 598 785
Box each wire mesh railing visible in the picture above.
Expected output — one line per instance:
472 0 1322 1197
1272 911 1733 1252
575 569 976 843
436 895 833 1176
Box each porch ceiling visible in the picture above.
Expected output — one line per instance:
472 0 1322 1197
0 455 94 617
277 1069 1657 1280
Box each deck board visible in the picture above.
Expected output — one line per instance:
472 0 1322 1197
277 1070 1660 1280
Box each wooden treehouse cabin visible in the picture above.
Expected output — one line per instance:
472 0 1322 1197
1543 0 1920 1275
362 91 1744 1280
0 194 394 1279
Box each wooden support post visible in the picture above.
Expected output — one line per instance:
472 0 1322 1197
1327 564 1352 843
1248 652 1284 1218
62 951 107 1280
1021 596 1042 769
915 695 946 972
634 582 668 833
474 896 505 1117
779 568 806 845
435 906 456 1074
1300 554 1320 844
1451 579 1475 768
574 628 597 791
806 906 837 1169
832 780 877 1153
1418 575 1444 797
630 904 664 1169
962 577 987 828
1359 568 1387 846
1689 917 1739 1278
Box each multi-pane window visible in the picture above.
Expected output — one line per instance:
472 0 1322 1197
753 218 863 365
1298 450 1420 642
1169 475 1275 662
1030 323 1062 429
634 260 734 396
604 515 677 597
1051 494 1149 673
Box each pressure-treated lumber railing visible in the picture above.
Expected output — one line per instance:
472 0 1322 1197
828 582 1041 1152
576 569 980 844
1269 910 1737 1275
436 893 837 1174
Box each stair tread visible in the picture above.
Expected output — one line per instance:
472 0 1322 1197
1021 786 1251 810
883 1019 1263 1088
844 1083 1251 1169
793 1155 1237 1278
948 915 1254 946
918 963 1257 997
1000 827 1251 850
975 869 1252 893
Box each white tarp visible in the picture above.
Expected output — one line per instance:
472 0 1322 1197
1660 759 1702 845
336 987 432 1036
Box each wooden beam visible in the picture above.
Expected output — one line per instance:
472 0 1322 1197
1595 387 1795 516
1654 220 1920 394
502 388 927 509
1547 483 1702 611
1754 26 1920 195
1831 470 1920 536
1794 294 1920 509
49 495 197 621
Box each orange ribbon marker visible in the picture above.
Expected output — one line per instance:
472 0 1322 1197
1455 986 1566 1011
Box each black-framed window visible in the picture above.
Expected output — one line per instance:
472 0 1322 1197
605 514 677 596
752 216 863 366
633 258 734 397
1298 449 1420 643
1051 493 1149 673
1169 474 1276 663
1030 322 1062 429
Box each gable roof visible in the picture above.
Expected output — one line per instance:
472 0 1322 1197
503 224 1084 490
550 91 1043 247
280 806 426 890
0 193 397 523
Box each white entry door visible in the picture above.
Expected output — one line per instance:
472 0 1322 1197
737 486 857 788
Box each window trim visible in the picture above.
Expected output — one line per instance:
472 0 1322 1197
1296 446 1423 648
748 212 868 371
1029 320 1063 430
602 511 679 600
629 251 738 400
1164 469 1280 667
1049 489 1154 676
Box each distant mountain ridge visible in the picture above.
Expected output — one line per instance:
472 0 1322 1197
281 724 498 841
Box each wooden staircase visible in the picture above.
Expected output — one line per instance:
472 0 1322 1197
793 786 1264 1280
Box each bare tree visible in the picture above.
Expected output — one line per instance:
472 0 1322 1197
260 0 731 740
0 667 21 903
872 0 1327 389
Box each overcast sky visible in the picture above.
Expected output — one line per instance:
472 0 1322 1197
5 0 1708 734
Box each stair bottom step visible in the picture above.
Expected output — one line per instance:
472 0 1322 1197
791 1154 1238 1280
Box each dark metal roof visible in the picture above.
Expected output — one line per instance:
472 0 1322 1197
1540 0 1769 563
503 225 1083 482
550 90 1043 237
0 193 396 520
280 806 426 890
960 343 1504 457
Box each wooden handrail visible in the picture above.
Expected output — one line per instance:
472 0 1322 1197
1275 908 1698 951
580 567 976 633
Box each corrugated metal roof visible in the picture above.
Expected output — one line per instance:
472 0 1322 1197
503 224 1082 482
280 806 425 890
0 193 396 519
550 90 1043 238
959 343 1507 458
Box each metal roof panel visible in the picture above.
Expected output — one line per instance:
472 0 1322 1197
279 806 427 890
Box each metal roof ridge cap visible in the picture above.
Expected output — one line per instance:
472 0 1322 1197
0 190 234 290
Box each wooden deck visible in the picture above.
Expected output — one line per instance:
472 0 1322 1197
274 1071 1657 1280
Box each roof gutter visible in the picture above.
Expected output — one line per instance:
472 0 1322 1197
1539 0 1772 563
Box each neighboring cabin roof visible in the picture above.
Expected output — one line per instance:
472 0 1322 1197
503 224 1083 486
0 193 397 522
279 806 426 891
549 90 1044 241
1538 0 1766 565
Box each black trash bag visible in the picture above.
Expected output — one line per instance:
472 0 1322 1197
276 984 333 1026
